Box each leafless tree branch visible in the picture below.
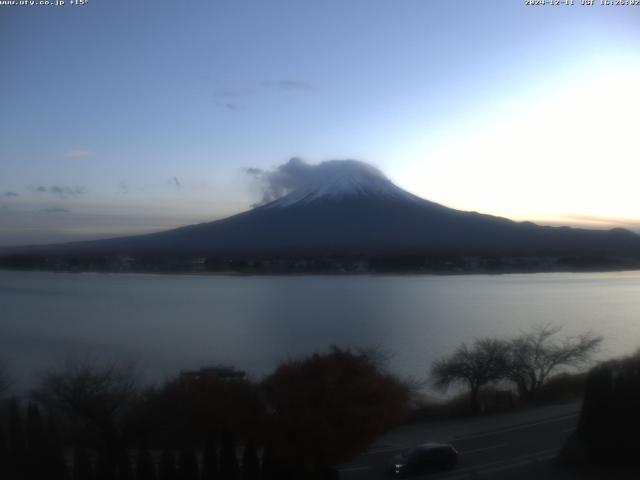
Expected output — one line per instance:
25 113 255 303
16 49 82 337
31 356 139 442
506 325 602 401
430 338 509 413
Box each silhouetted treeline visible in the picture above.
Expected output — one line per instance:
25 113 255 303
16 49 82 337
0 401 264 480
129 366 263 446
3 252 640 274
0 347 410 479
575 351 640 465
0 254 49 270
0 400 67 480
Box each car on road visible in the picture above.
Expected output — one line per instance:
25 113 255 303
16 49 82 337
390 443 459 477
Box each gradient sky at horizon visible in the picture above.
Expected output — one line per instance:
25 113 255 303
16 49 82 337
1 0 639 246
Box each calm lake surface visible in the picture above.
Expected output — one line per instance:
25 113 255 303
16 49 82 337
2 270 640 390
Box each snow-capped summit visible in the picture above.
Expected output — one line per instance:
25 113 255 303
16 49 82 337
265 159 421 208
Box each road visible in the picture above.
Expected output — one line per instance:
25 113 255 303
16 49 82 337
340 403 581 480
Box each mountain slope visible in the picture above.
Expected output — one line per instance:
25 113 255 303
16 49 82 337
5 160 640 258
7 161 640 255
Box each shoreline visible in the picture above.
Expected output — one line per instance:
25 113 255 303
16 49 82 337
2 265 640 278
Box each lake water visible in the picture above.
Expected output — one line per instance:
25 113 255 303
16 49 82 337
2 270 640 391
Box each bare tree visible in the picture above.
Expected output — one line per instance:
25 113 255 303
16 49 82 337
506 324 602 402
430 338 508 414
31 357 138 450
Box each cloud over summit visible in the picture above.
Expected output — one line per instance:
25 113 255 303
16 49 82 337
246 158 386 206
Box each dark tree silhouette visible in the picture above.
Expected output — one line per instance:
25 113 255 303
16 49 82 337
178 445 199 480
318 465 340 480
260 444 293 480
45 413 68 480
241 439 260 480
95 448 115 480
507 325 602 401
219 428 239 480
201 437 218 480
25 403 47 480
135 446 157 480
431 338 509 414
74 447 94 480
262 346 410 474
8 398 25 450
158 449 179 480
8 398 26 479
116 449 134 480
0 426 8 479
259 444 276 480
26 403 45 449
135 366 261 444
32 358 138 455
576 352 640 464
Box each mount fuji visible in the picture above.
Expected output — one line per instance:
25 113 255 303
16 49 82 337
6 160 640 261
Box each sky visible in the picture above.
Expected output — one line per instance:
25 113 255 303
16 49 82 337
1 0 639 246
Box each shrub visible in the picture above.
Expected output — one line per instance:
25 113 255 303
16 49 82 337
577 352 640 464
262 346 410 472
